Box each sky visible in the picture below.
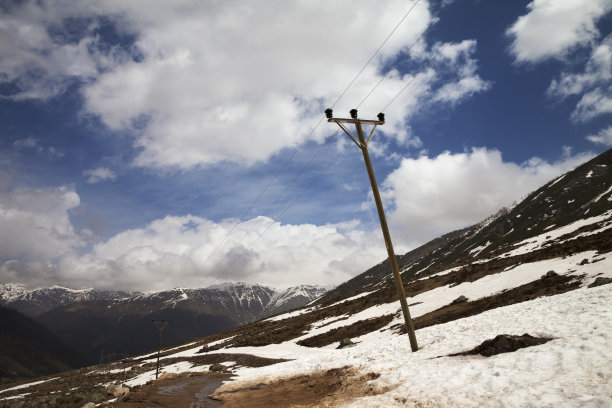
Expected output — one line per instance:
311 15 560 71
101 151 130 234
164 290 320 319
0 0 611 292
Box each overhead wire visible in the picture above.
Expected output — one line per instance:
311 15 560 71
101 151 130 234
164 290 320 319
185 0 493 287
182 1 426 288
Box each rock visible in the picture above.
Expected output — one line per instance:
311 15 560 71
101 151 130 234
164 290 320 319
579 258 589 265
157 372 178 381
80 403 96 408
588 277 612 288
470 334 552 357
337 338 354 349
541 270 558 279
107 384 129 398
209 363 226 372
451 295 468 305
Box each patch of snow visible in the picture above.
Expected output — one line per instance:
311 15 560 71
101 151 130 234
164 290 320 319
501 210 612 258
323 291 374 309
0 378 59 394
586 170 593 178
469 241 491 256
548 174 566 187
594 185 612 202
0 393 30 401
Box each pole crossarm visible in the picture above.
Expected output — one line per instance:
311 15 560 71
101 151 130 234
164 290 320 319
325 108 419 352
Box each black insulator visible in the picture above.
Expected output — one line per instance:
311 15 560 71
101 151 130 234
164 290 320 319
377 112 385 122
325 108 333 119
350 109 358 119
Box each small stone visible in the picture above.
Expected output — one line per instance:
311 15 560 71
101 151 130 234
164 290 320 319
209 363 226 372
541 270 558 279
337 338 354 349
579 258 589 265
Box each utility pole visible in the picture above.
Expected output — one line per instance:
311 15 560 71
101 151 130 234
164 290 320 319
152 320 170 379
325 108 418 352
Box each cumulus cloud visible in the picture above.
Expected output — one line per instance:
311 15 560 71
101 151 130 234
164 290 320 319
0 192 387 290
0 186 84 262
0 1 491 170
379 148 594 248
83 167 117 184
586 126 612 146
506 0 611 63
547 35 612 124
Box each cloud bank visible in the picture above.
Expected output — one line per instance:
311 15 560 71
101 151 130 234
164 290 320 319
1 149 592 291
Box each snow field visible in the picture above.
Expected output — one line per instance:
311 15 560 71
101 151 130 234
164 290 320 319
221 285 611 407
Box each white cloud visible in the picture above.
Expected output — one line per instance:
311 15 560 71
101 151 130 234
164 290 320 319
379 148 594 248
586 126 612 146
0 186 83 262
83 167 117 184
0 1 491 170
506 0 611 63
570 87 612 122
0 198 387 290
548 35 612 97
546 35 612 123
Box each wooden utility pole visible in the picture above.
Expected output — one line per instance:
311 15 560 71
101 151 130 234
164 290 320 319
152 320 170 379
326 108 418 352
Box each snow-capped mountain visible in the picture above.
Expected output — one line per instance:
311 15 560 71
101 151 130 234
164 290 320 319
0 282 326 363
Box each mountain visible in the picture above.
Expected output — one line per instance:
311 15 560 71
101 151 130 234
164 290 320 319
318 148 612 305
0 305 88 384
0 282 326 364
0 150 609 407
0 284 133 317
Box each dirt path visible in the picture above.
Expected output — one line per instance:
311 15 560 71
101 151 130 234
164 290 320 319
113 373 229 408
209 367 388 408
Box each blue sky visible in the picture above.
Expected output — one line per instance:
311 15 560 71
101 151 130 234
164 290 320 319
1 0 611 291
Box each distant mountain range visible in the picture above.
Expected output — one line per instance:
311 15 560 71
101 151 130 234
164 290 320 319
0 282 327 365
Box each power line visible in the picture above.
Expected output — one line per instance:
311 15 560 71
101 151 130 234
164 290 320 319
331 0 423 109
356 0 457 109
182 2 424 288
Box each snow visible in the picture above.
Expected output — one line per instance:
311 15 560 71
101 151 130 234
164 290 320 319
323 291 374 308
594 185 612 202
265 306 316 322
548 173 566 186
501 210 612 257
586 170 593 178
0 393 30 401
469 241 491 256
216 285 612 407
0 378 58 394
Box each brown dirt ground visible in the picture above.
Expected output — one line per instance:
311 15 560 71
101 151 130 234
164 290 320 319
209 367 388 408
112 372 229 408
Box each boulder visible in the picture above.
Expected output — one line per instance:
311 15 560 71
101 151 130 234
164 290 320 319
337 338 354 349
541 270 558 279
451 295 468 305
106 384 129 398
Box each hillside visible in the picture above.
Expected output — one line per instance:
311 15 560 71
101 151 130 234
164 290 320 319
0 149 610 407
0 306 88 384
